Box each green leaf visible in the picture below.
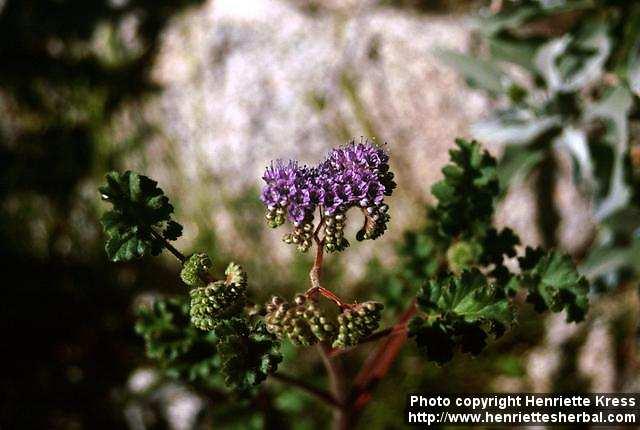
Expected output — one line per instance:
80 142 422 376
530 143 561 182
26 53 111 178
517 246 546 271
397 210 447 287
471 108 561 147
417 270 513 326
535 23 610 93
479 1 594 36
518 248 589 322
215 317 282 394
135 297 221 385
554 126 594 187
488 37 540 73
410 270 514 364
430 139 499 238
613 4 640 87
583 209 640 282
480 228 520 267
408 317 455 365
99 171 183 262
164 220 183 241
136 297 278 394
480 228 520 285
479 5 540 35
579 237 640 281
629 62 640 96
601 207 640 236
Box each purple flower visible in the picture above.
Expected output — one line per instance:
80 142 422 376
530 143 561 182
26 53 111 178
261 160 298 208
261 140 395 251
261 161 317 223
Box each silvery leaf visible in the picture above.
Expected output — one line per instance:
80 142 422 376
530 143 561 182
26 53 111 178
553 126 594 188
535 25 610 93
585 86 633 220
471 108 561 146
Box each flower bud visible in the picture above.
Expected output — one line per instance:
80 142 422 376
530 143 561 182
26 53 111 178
180 253 213 288
264 296 337 345
332 301 383 348
446 240 482 274
190 280 246 330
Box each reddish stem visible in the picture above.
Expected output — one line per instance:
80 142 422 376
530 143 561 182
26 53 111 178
306 286 352 309
351 299 417 411
307 225 352 310
317 344 350 429
309 239 324 291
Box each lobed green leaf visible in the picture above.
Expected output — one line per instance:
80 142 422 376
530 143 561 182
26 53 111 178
410 270 514 364
518 247 589 322
215 317 282 394
99 171 183 262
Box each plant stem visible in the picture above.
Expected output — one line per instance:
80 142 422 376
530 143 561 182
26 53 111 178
150 229 186 263
351 299 417 413
270 373 342 408
317 343 350 430
306 286 351 309
307 226 351 428
309 239 324 290
150 229 217 283
306 236 352 309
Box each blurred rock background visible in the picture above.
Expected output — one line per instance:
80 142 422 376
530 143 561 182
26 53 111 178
2 0 637 428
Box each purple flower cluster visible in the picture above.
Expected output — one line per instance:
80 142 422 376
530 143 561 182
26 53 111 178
261 141 396 252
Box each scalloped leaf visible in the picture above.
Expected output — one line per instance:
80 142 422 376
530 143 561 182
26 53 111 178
99 171 183 262
215 317 282 394
135 297 220 384
410 270 514 364
518 247 589 322
417 269 513 326
431 139 499 239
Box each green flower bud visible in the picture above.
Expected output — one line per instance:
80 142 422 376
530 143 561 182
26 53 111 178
189 278 247 330
282 221 315 253
180 253 213 288
225 262 247 287
332 301 383 349
265 207 286 228
323 212 350 252
264 295 336 346
446 240 482 274
355 205 390 242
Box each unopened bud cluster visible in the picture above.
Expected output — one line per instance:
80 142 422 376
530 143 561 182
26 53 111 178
265 295 324 346
180 254 247 331
295 295 336 341
356 203 389 241
323 212 349 252
264 205 287 228
333 301 384 348
180 253 212 288
225 262 247 288
446 240 481 274
265 295 383 348
283 220 315 252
